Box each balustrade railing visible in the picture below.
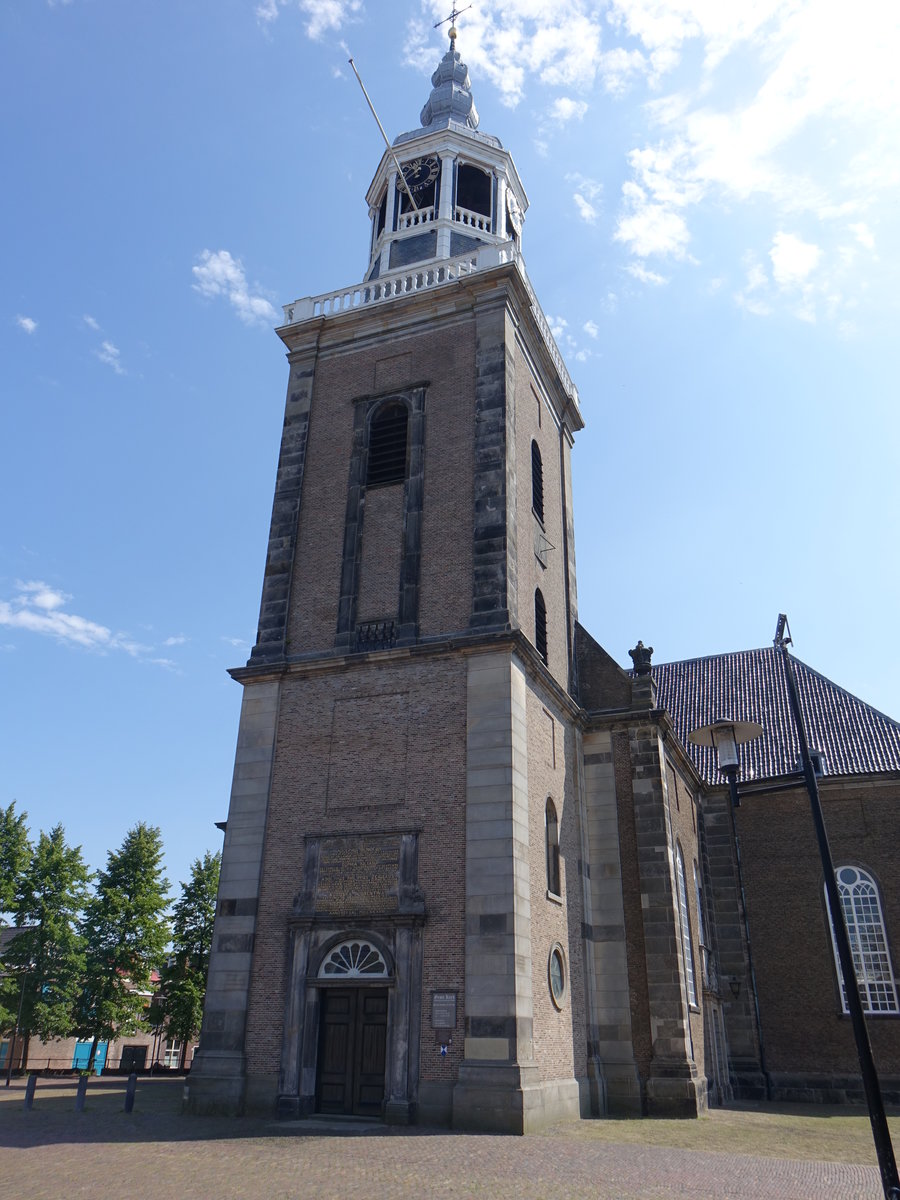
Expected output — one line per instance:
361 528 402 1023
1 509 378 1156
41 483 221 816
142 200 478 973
397 206 435 230
454 205 492 232
281 242 579 409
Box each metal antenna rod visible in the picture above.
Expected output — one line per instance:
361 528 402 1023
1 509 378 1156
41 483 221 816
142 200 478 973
347 57 418 213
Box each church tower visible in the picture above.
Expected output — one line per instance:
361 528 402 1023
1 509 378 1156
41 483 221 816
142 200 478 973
188 27 589 1131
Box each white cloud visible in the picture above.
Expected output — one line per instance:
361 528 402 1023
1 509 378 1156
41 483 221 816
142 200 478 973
0 580 168 664
616 182 690 258
769 232 821 288
16 315 37 334
604 2 899 317
258 0 363 37
192 249 279 327
626 262 668 285
583 320 599 338
83 313 101 331
567 173 602 225
551 97 588 123
95 340 125 375
163 635 188 647
573 193 598 223
849 222 875 250
546 314 568 339
407 2 605 108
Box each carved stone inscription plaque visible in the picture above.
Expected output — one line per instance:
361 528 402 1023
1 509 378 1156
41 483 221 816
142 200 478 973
314 834 401 916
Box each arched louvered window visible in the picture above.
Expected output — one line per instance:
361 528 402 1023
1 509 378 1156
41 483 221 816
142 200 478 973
676 844 698 1006
829 867 898 1013
546 799 561 896
534 589 547 663
367 402 408 487
531 440 544 523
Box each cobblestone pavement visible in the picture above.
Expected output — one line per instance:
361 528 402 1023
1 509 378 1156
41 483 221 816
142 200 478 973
0 1077 885 1200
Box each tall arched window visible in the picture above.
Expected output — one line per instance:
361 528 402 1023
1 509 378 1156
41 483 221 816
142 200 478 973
545 799 561 896
531 440 544 523
829 866 898 1014
367 402 408 487
676 844 697 1006
534 589 547 663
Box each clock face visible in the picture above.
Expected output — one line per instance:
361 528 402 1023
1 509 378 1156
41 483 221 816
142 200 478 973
401 155 440 194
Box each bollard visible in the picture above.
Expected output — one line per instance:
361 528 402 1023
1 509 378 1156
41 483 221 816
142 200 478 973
24 1075 37 1111
75 1075 88 1111
124 1072 137 1113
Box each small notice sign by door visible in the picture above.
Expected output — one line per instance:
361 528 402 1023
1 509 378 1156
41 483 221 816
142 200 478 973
431 991 457 1030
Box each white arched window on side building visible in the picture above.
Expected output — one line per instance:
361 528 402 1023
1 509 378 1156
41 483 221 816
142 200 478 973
828 866 898 1014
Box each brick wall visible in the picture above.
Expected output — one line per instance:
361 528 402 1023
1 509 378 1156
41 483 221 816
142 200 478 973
244 653 468 1085
735 777 900 1082
665 756 706 1085
525 681 586 1083
513 346 571 692
285 319 477 655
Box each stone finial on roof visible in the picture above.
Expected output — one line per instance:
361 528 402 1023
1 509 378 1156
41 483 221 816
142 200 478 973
420 34 479 131
629 641 654 675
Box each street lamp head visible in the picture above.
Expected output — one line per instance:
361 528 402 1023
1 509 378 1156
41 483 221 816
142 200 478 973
689 718 764 774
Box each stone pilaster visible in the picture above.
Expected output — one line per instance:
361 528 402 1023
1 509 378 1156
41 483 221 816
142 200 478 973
702 790 768 1098
187 679 280 1115
452 651 537 1131
628 722 705 1117
250 354 315 665
469 295 517 633
581 728 642 1114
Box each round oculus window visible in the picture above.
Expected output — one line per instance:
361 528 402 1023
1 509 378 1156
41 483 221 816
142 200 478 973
548 944 566 1010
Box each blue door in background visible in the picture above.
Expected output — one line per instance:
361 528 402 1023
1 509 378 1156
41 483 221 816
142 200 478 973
72 1040 108 1074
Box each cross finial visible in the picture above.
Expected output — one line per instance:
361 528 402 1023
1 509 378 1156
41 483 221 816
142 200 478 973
434 4 472 44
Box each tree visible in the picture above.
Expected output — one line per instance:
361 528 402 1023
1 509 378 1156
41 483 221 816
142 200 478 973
0 801 30 921
1 825 91 1068
157 851 220 1068
77 823 170 1069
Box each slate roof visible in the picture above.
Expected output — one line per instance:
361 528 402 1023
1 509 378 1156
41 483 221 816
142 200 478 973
653 647 900 786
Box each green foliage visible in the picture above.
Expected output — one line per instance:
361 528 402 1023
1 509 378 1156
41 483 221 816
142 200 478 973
77 823 170 1049
0 801 30 920
157 852 220 1056
2 825 91 1046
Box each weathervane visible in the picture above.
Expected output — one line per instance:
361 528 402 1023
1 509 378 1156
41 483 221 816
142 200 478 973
434 4 473 42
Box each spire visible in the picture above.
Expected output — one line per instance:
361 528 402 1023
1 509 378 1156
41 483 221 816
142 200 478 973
419 31 479 132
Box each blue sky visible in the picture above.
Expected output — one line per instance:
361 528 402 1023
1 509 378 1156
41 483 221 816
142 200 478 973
3 0 899 891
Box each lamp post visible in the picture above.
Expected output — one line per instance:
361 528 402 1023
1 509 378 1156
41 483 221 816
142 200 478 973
691 615 900 1200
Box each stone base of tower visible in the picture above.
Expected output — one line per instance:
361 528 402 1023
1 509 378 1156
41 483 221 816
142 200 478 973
184 1051 247 1116
644 1065 707 1118
451 1063 582 1134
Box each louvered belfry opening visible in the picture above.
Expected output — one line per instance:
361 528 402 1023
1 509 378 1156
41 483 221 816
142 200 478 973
367 402 409 487
531 439 544 523
535 588 548 663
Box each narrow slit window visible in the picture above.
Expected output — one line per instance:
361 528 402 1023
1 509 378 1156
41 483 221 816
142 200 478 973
534 589 547 663
367 402 408 487
677 844 698 1006
531 440 544 523
546 799 561 896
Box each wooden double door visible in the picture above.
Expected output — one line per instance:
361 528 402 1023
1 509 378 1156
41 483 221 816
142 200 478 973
315 987 388 1117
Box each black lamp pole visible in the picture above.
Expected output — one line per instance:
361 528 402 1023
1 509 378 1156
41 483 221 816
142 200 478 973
774 618 899 1200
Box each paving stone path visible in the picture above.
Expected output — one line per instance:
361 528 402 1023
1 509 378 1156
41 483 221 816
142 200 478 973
0 1078 884 1200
